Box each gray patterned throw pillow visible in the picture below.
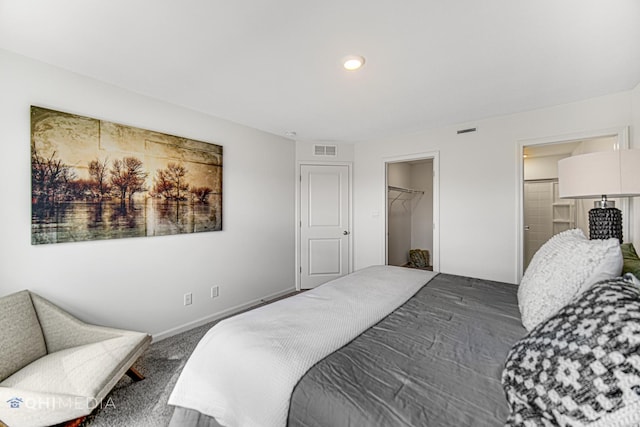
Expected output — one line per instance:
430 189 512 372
502 277 640 426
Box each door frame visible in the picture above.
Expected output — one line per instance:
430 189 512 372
296 161 353 290
516 126 630 282
382 151 440 272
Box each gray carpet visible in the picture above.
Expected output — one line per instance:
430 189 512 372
84 319 219 427
83 292 299 427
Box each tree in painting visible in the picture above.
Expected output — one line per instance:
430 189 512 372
153 162 189 201
109 157 148 202
88 158 111 199
31 149 77 204
191 186 213 203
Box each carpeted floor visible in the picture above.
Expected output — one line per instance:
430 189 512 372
83 291 299 427
84 319 215 427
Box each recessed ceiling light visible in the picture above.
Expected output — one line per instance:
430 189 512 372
343 55 365 71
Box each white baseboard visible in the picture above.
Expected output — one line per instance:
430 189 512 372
152 286 296 342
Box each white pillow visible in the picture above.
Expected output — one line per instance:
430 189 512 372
518 228 622 331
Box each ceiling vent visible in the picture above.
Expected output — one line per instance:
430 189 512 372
313 144 338 157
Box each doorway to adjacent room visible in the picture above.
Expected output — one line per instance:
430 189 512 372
518 127 629 279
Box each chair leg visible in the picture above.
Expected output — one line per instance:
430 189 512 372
126 366 145 381
64 416 86 427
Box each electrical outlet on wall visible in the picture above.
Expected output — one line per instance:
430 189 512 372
211 286 219 298
184 292 192 306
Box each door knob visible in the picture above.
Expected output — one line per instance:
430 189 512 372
343 230 350 235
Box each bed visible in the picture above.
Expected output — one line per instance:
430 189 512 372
169 229 640 427
168 266 526 427
168 229 640 427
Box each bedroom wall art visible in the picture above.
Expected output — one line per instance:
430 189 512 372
31 106 223 245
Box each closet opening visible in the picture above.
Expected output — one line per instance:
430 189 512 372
386 158 435 270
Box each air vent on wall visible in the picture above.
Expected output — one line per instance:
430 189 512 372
313 144 338 156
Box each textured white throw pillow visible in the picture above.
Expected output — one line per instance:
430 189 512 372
518 228 622 331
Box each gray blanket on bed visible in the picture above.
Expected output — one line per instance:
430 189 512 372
170 273 525 427
288 273 525 427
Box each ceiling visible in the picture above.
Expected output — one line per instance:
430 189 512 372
1 0 639 142
524 141 582 159
524 136 617 158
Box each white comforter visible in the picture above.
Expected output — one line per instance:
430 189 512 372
168 265 436 427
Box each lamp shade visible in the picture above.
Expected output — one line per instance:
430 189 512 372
558 149 640 199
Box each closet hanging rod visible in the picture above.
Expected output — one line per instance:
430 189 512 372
388 185 424 195
388 185 424 206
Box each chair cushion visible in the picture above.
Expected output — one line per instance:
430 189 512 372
0 291 47 381
0 334 149 398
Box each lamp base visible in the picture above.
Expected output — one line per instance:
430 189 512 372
588 207 622 243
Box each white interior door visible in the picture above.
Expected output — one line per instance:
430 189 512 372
300 164 350 288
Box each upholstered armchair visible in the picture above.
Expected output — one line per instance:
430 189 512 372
0 290 151 427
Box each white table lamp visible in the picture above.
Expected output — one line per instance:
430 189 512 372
558 149 640 243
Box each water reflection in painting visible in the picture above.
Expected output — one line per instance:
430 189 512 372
32 197 222 244
31 106 223 245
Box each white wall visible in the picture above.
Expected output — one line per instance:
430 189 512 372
571 136 619 155
0 49 296 338
410 161 434 255
523 155 568 180
354 91 635 284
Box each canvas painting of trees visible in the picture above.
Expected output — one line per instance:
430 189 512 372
31 106 223 244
